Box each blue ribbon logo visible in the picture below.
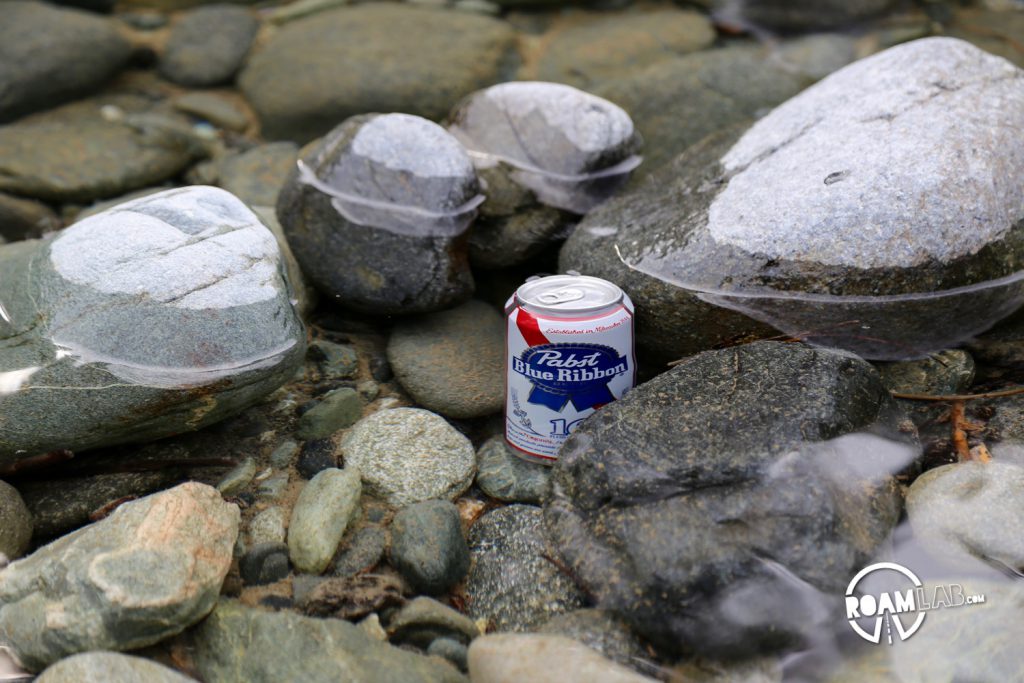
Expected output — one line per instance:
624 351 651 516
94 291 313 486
512 343 628 412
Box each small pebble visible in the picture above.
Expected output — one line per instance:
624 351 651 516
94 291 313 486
216 457 257 496
288 468 362 574
297 439 337 479
389 499 470 595
332 525 387 577
240 542 291 586
257 472 289 501
309 340 360 379
269 440 300 469
428 638 469 671
476 436 551 504
297 388 363 440
248 506 288 545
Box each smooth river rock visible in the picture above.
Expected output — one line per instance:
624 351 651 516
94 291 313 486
278 113 481 315
0 482 32 562
0 185 305 466
545 342 912 659
0 483 239 672
36 652 197 683
569 38 1024 361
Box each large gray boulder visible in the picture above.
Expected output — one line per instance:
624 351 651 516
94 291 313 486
545 342 914 659
566 38 1024 362
0 186 305 466
0 483 239 672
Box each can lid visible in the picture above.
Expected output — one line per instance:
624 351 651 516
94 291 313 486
516 274 623 316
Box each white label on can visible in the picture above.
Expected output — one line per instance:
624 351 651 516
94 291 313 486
505 299 635 461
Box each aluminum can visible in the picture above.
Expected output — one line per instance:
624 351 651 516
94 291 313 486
505 274 635 464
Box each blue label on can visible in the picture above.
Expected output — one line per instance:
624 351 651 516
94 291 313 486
512 343 628 412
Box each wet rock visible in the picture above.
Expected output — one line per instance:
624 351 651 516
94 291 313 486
0 483 239 672
388 301 504 419
191 600 466 682
296 439 336 479
0 481 32 561
719 0 898 32
545 342 910 659
0 186 305 466
248 505 287 545
173 92 250 132
466 505 584 631
538 610 650 671
529 10 714 88
239 4 517 143
0 193 61 242
340 408 476 507
575 38 1024 362
388 596 480 647
299 573 406 621
308 340 359 380
876 350 975 396
476 436 551 504
278 113 481 315
296 388 363 440
449 81 642 215
216 456 257 496
332 525 386 577
17 471 179 541
0 98 202 202
35 652 197 683
0 1 132 123
593 37 850 176
240 542 290 586
160 5 258 87
217 143 298 207
389 500 470 595
468 634 656 683
288 468 361 574
907 462 1024 572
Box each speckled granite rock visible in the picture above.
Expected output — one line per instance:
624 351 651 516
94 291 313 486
0 186 305 466
0 483 239 672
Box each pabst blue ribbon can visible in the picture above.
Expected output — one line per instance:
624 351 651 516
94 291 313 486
505 274 635 464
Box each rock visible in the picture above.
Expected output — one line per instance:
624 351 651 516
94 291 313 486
528 10 714 88
35 652 197 683
332 524 386 577
216 456 257 496
248 505 287 545
239 542 290 586
358 612 388 641
538 610 650 671
173 92 250 131
389 500 470 595
308 340 359 380
191 601 466 682
475 435 551 504
448 81 642 215
468 634 656 683
720 0 898 31
428 638 469 671
0 98 203 203
0 193 61 242
239 4 517 143
288 467 361 574
0 481 32 561
297 388 363 440
0 483 239 672
0 1 132 123
160 5 259 87
248 205 316 319
907 462 1024 572
466 505 584 631
544 342 911 659
277 113 481 315
217 143 298 207
388 596 480 647
269 439 299 468
340 408 476 507
601 38 1024 361
876 350 975 395
16 471 179 541
257 472 289 501
967 304 1024 368
0 186 306 465
387 301 504 419
296 439 337 479
299 573 405 621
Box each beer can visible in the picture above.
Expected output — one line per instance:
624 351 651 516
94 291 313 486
505 274 635 464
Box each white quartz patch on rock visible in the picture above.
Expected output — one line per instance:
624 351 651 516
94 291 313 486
707 37 1024 269
51 186 280 310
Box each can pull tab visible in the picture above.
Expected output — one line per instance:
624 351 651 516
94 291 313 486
536 288 585 306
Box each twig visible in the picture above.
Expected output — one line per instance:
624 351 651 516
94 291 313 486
950 401 971 462
891 385 1024 402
